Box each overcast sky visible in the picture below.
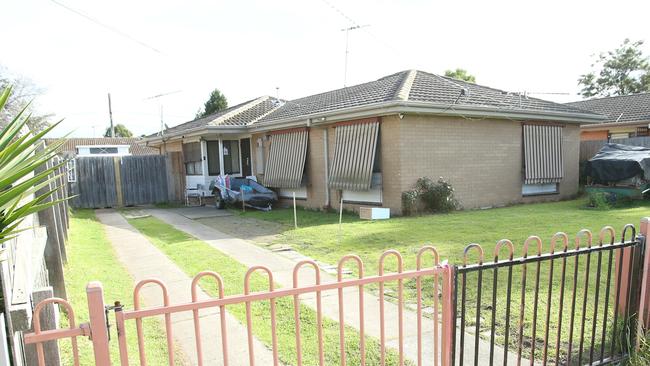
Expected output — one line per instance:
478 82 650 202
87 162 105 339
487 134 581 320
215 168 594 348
2 0 649 137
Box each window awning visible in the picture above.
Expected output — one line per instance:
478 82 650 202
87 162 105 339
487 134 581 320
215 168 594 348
523 124 564 184
263 129 308 188
329 120 379 191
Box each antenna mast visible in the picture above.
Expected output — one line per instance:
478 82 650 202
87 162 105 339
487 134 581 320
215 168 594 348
341 24 369 87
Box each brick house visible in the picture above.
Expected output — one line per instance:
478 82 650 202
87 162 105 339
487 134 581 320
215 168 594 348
143 70 604 214
566 93 650 141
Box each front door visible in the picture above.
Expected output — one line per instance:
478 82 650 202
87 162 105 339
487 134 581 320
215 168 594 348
240 138 252 177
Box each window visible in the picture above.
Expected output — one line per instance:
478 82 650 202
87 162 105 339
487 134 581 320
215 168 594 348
255 138 265 174
222 140 240 175
207 141 221 176
89 147 118 154
183 142 203 176
522 183 558 196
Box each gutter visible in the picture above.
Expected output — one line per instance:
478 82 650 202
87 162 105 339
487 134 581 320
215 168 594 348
249 100 607 133
580 119 650 130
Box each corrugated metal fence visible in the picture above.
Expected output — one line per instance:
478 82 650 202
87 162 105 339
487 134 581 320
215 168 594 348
580 136 650 162
69 155 172 208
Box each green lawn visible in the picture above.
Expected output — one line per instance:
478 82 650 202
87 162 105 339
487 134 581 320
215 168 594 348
60 210 183 365
126 215 409 366
231 198 650 362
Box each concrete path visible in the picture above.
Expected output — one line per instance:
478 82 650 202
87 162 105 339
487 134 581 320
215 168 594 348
95 209 275 366
147 208 532 366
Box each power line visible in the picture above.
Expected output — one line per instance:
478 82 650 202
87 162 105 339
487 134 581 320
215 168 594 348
49 0 162 54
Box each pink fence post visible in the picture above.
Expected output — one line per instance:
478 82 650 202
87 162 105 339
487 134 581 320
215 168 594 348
637 218 650 340
86 282 112 366
441 264 455 366
615 224 637 316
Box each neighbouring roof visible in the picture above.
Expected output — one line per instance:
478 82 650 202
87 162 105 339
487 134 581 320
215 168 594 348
566 93 650 124
44 137 158 156
149 70 603 141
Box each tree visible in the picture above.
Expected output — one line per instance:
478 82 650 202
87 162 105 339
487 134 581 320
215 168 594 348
0 66 52 132
444 68 476 83
0 87 68 244
104 123 133 137
578 39 650 98
196 89 228 118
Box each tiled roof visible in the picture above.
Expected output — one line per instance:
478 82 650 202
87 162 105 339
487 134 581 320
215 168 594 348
259 71 406 123
565 93 650 123
147 70 602 138
43 137 158 156
408 71 588 114
257 70 594 124
157 96 283 137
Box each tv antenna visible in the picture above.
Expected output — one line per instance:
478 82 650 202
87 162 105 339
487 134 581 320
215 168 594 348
144 90 181 136
341 24 369 87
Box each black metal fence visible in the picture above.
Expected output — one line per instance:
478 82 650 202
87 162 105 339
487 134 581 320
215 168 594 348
451 225 645 366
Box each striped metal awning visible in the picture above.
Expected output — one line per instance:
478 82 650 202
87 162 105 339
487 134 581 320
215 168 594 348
263 129 308 188
329 120 379 191
523 124 564 184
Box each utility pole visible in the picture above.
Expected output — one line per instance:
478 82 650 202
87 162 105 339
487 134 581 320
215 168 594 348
341 24 368 87
107 93 114 138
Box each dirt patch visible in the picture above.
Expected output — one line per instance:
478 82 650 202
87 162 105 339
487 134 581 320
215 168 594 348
195 214 284 246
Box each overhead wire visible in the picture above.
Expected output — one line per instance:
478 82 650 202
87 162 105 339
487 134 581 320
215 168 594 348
49 0 162 54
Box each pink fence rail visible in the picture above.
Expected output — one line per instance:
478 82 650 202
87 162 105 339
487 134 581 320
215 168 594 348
23 248 453 366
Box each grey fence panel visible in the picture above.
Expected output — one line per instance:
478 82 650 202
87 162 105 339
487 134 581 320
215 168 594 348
580 136 650 162
71 155 169 208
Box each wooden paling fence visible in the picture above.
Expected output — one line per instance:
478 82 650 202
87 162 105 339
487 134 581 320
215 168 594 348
68 154 184 208
580 136 650 162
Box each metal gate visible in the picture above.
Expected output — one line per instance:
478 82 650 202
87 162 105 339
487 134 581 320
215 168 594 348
452 225 647 365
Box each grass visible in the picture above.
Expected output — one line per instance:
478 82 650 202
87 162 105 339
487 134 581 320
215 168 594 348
126 215 410 366
231 198 650 362
60 209 184 365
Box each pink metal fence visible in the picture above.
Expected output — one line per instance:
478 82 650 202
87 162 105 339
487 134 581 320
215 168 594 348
23 248 454 366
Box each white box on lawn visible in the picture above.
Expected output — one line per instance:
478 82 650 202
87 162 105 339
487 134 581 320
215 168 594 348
359 207 390 220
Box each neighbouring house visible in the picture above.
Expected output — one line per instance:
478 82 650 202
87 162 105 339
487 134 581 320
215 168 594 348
142 70 604 214
44 137 159 158
566 93 650 141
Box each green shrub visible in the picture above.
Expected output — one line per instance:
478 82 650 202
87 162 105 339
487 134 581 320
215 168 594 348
587 191 612 210
401 177 459 215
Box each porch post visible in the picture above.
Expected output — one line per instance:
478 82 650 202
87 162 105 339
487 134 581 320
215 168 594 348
218 139 225 176
200 140 209 185
86 282 111 365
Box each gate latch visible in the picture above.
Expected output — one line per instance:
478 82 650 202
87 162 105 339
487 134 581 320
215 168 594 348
104 301 121 341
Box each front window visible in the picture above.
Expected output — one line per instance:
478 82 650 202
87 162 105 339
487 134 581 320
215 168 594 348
183 142 203 176
222 140 240 175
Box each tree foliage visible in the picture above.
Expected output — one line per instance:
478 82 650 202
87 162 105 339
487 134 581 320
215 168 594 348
0 87 68 244
444 68 476 83
578 39 650 98
196 89 228 118
0 66 52 132
104 123 133 138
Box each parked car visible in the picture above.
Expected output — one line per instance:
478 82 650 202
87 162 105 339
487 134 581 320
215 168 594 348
210 177 277 210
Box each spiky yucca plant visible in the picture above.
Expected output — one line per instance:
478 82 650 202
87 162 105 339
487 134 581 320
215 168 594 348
0 87 67 246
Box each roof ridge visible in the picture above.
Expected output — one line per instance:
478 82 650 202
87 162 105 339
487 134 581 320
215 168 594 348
395 70 417 101
211 96 270 126
247 97 286 126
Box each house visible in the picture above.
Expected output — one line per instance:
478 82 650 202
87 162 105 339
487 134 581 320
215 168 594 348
143 70 604 214
44 137 159 158
566 93 650 141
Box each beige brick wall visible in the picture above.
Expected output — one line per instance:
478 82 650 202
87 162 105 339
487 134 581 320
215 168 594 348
253 115 580 214
398 115 580 209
